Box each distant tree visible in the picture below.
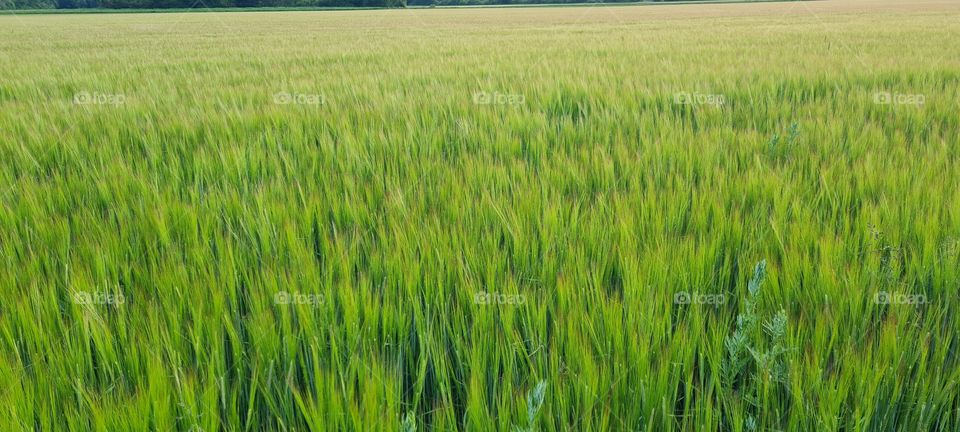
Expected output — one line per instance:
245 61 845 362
55 0 81 8
9 0 58 8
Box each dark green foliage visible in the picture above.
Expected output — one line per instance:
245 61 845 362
7 0 402 9
1 0 57 9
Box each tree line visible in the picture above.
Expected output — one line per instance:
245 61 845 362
1 0 692 9
1 0 405 9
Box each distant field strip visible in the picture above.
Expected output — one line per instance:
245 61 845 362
1 0 959 430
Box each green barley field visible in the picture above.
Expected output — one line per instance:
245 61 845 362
1 0 959 430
